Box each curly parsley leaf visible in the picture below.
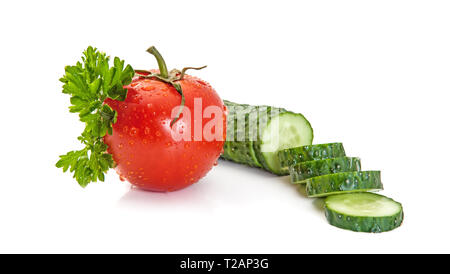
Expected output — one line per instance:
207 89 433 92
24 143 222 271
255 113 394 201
56 46 134 187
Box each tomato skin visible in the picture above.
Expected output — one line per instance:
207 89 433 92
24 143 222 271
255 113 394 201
103 74 226 191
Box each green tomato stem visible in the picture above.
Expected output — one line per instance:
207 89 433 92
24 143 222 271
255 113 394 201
147 46 169 78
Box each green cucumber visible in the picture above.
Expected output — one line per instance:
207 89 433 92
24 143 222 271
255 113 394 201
324 193 403 232
221 100 313 175
305 171 383 198
221 102 263 167
278 143 346 172
290 157 361 184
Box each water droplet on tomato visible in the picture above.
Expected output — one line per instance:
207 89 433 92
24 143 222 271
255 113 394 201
213 161 218 166
143 85 155 91
126 161 131 166
129 127 138 137
155 131 161 137
123 126 129 133
128 140 134 145
184 143 190 148
119 176 125 182
118 143 123 149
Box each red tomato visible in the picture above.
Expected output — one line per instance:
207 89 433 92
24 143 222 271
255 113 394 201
104 73 226 191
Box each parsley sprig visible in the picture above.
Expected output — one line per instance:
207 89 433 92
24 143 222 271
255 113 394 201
56 46 134 187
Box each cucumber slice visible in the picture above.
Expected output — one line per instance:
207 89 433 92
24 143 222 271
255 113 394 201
221 100 313 175
290 157 361 184
305 171 383 198
278 143 346 171
324 193 403 232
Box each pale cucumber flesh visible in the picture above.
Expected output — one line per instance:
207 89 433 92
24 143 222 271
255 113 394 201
259 112 313 175
221 100 313 175
325 193 403 232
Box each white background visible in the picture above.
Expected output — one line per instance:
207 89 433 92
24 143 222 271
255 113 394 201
0 0 449 253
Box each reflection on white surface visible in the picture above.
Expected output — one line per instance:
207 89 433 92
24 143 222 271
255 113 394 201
118 182 216 213
116 160 292 213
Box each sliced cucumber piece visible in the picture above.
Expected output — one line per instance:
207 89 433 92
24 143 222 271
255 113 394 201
278 143 346 171
290 157 361 184
305 171 383 198
324 193 403 232
221 100 313 175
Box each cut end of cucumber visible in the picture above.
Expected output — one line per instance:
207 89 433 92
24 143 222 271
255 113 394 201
259 112 313 175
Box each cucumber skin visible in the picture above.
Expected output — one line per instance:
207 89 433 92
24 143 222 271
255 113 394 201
324 194 404 233
290 157 361 184
278 143 346 170
221 101 265 168
305 171 383 198
251 106 285 172
222 100 281 168
221 100 312 175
